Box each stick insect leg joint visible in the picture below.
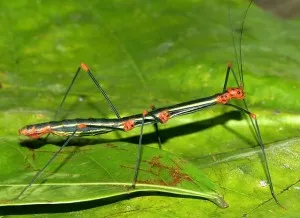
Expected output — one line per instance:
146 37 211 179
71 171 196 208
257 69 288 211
250 112 256 119
80 63 89 72
158 110 170 124
216 87 245 104
123 120 135 131
142 110 148 117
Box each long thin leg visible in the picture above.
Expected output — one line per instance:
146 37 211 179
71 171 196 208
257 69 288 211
224 61 281 206
253 118 281 206
43 66 82 141
150 105 162 149
15 130 77 200
223 54 280 205
54 66 81 121
223 63 231 92
228 1 252 90
225 103 281 206
131 111 147 188
223 63 240 92
54 63 121 121
243 98 282 207
225 0 279 206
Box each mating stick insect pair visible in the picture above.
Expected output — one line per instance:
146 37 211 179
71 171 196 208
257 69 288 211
18 1 282 207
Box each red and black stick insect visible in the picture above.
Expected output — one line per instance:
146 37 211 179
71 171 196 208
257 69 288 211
18 1 281 207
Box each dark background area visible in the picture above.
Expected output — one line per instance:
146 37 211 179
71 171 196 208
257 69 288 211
256 0 300 19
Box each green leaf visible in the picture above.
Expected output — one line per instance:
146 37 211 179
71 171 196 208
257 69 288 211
1 0 300 217
0 138 227 208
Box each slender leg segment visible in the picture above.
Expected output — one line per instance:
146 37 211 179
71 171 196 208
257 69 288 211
151 105 162 149
252 117 281 206
131 107 171 187
53 66 81 121
224 2 280 204
131 110 148 188
54 63 121 121
223 62 240 93
223 63 232 92
16 130 78 199
225 102 281 206
223 61 281 206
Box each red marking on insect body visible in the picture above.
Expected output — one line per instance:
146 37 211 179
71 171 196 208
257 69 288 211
250 113 257 119
142 110 148 117
123 120 135 131
80 63 89 72
228 62 232 68
216 93 230 104
77 123 87 129
227 87 245 100
19 125 52 139
216 87 245 104
158 110 170 123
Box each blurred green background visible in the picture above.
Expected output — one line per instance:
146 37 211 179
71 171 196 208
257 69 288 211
0 0 299 217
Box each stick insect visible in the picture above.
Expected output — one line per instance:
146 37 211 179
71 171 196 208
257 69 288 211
18 0 281 207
